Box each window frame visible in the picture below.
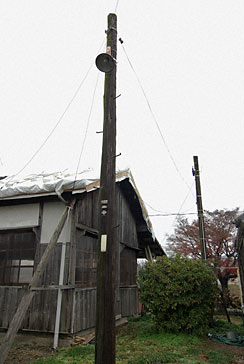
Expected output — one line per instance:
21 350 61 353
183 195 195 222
0 228 37 286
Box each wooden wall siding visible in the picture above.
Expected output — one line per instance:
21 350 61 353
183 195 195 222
36 243 70 286
0 286 138 332
72 286 138 333
74 186 139 323
59 290 74 333
0 184 141 333
73 288 97 333
76 187 139 250
76 190 99 229
120 286 138 317
26 290 59 331
75 232 97 288
117 187 138 249
0 287 26 328
25 289 71 333
120 248 137 286
27 289 72 333
0 287 73 332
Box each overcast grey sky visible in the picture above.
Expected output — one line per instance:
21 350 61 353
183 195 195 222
1 0 244 246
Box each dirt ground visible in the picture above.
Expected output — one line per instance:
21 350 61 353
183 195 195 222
0 331 72 364
5 345 55 364
202 339 244 363
3 339 244 364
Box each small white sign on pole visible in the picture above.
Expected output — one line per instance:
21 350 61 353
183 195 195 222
101 234 107 252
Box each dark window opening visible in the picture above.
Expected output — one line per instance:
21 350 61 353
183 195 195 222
0 230 36 285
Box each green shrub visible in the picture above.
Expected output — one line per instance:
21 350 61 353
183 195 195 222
138 255 218 335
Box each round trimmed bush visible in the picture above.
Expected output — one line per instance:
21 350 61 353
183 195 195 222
138 255 218 335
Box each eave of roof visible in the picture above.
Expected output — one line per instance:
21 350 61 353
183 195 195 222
0 169 165 256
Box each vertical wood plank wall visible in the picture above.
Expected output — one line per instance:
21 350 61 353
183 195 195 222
0 243 72 332
0 184 142 333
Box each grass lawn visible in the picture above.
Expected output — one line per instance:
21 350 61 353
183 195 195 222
7 315 244 364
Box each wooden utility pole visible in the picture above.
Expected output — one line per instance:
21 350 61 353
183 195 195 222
95 13 117 364
0 202 74 364
192 156 207 260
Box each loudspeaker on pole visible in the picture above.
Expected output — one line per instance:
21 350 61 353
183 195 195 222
95 53 115 73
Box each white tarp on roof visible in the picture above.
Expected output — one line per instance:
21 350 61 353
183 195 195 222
0 169 131 199
0 169 101 199
0 169 155 240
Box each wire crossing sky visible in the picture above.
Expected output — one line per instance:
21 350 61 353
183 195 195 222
1 0 244 246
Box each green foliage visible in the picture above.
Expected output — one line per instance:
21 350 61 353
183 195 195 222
138 255 218 335
62 345 94 358
211 318 244 336
30 345 94 364
30 357 65 364
126 350 182 364
28 315 243 364
207 351 231 364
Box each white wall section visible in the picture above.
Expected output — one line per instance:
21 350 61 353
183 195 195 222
0 203 40 230
40 201 71 244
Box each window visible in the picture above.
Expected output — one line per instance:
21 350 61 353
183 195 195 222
0 230 36 285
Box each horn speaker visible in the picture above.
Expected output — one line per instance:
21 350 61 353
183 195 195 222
95 53 115 73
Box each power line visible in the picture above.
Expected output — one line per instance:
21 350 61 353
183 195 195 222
144 200 166 214
120 43 193 195
2 39 106 186
73 71 100 190
17 65 93 175
114 0 120 12
144 199 196 216
162 182 195 244
3 66 93 183
149 212 197 217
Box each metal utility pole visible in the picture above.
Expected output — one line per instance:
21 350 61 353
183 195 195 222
95 13 117 364
192 156 207 260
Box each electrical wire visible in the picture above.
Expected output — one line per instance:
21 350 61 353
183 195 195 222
2 38 106 186
120 43 193 195
114 0 120 13
15 64 93 176
162 182 195 244
149 212 197 217
72 71 100 190
144 199 196 216
144 200 167 214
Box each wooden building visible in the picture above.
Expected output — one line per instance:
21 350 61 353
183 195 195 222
0 170 164 335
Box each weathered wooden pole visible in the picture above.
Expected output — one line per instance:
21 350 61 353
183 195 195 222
0 202 74 364
95 13 117 364
192 156 207 260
